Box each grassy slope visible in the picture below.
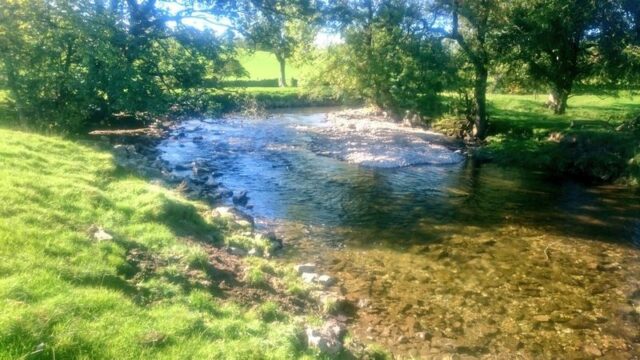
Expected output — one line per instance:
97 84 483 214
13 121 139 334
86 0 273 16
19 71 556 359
0 129 316 359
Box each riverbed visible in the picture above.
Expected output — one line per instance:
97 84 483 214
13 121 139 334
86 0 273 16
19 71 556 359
158 108 640 358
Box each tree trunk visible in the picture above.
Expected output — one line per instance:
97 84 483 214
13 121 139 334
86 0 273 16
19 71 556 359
276 54 287 87
473 66 489 140
548 87 569 115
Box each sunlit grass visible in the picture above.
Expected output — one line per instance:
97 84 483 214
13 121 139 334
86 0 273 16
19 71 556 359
487 93 640 135
471 94 640 184
0 128 315 359
234 50 303 80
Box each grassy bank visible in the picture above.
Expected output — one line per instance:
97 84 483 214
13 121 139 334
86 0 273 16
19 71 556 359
0 129 324 359
435 93 640 185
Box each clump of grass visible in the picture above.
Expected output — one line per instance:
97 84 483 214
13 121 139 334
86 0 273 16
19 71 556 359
244 266 268 287
184 247 210 270
0 128 316 359
256 301 284 323
243 257 278 288
225 233 271 254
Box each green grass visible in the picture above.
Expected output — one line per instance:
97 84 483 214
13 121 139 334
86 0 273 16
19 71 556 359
487 93 640 135
435 93 640 184
0 129 317 359
235 50 302 81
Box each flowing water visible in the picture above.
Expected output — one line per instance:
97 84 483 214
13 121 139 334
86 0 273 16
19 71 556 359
158 109 640 359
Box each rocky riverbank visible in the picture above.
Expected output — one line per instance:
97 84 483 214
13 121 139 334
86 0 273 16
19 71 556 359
89 118 385 358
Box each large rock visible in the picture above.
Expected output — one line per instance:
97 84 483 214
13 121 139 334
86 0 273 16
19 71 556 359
295 263 316 274
232 190 249 206
113 144 136 157
301 273 318 284
305 320 345 355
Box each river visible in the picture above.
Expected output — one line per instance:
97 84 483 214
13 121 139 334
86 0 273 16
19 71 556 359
158 108 640 358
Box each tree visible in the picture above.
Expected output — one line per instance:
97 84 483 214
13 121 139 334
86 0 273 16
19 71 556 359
217 0 320 87
316 0 454 118
0 0 240 131
501 0 636 114
432 0 505 140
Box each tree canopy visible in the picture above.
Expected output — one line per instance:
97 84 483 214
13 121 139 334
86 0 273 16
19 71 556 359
0 0 637 137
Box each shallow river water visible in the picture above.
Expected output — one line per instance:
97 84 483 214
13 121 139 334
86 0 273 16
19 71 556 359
158 109 640 359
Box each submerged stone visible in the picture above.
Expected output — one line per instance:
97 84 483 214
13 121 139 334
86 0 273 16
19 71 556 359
295 263 316 274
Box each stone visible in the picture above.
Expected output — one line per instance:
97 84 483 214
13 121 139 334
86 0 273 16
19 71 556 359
306 328 341 355
204 176 218 187
232 190 249 206
301 273 318 284
416 332 429 341
227 247 246 257
113 144 136 157
357 298 371 309
317 275 336 287
295 263 316 274
305 322 344 355
248 248 262 257
583 344 602 357
266 232 283 250
90 226 113 241
212 207 254 228
597 262 620 272
533 315 551 323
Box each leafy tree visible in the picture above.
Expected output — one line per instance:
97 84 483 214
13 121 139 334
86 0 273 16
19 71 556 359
0 0 239 131
431 0 506 140
500 0 637 114
316 0 454 119
208 0 320 87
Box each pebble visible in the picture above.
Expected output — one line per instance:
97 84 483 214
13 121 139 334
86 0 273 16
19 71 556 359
533 315 551 322
583 344 602 357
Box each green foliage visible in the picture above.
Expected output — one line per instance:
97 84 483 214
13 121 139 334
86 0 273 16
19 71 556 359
256 301 284 322
498 0 639 114
0 128 316 359
315 0 453 118
0 0 241 132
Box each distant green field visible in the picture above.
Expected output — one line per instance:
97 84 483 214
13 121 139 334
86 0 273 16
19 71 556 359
235 50 303 81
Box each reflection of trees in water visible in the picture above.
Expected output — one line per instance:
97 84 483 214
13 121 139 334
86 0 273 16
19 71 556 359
452 160 640 245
